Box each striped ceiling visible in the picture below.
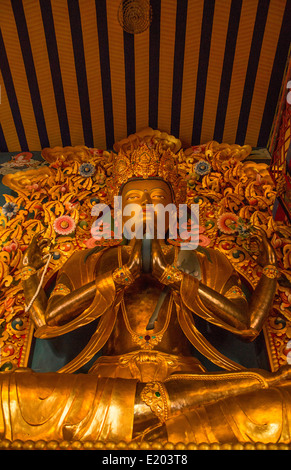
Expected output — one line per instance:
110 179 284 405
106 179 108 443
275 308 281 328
0 0 290 154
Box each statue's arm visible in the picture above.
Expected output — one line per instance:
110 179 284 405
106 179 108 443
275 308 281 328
165 270 250 331
161 270 276 340
23 238 141 329
21 231 101 328
44 274 97 326
22 270 48 328
195 273 277 338
22 268 97 328
152 230 277 340
174 262 277 339
193 229 278 338
196 280 250 330
42 241 141 326
21 233 52 328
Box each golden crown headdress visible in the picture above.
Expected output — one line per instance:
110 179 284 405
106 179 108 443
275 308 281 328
106 143 187 206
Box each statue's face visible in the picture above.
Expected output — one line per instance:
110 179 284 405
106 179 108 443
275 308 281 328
121 179 173 237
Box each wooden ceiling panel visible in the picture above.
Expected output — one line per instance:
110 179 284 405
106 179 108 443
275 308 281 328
0 0 290 153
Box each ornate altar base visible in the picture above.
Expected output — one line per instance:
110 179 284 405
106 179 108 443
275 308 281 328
0 128 291 449
0 440 290 451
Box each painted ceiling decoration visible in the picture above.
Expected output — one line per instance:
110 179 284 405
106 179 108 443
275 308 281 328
118 0 153 34
0 0 290 154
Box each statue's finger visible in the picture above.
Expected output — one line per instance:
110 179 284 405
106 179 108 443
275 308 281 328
35 229 45 238
38 238 52 248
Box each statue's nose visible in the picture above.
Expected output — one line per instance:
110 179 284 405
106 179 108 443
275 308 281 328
141 191 151 205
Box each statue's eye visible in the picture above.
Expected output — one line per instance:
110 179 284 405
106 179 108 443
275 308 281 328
126 194 140 200
151 194 165 199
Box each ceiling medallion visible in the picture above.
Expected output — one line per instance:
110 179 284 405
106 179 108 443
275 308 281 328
118 0 152 34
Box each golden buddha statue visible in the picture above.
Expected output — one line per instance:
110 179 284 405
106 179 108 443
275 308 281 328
1 140 291 446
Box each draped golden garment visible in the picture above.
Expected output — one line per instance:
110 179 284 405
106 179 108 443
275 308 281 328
0 369 137 442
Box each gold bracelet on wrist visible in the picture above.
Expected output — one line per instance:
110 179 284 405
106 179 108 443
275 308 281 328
225 285 247 301
262 265 279 279
140 381 169 423
159 264 183 286
50 283 71 297
21 266 37 281
112 265 135 286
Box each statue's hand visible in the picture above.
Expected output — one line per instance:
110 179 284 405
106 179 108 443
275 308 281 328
22 231 52 270
151 238 167 280
250 226 276 267
126 238 142 278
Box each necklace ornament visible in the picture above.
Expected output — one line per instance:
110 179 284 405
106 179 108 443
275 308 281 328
121 295 173 350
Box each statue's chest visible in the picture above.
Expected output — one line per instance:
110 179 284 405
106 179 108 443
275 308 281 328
122 277 172 349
